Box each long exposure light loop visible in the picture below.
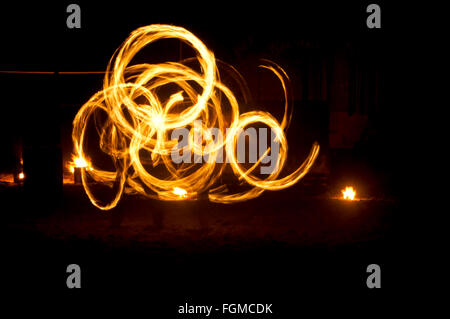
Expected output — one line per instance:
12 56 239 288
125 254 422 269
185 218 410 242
72 24 320 210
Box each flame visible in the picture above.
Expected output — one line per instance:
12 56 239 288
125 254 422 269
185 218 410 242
18 172 24 180
68 156 90 173
342 186 356 201
74 157 88 168
173 187 188 198
72 24 320 210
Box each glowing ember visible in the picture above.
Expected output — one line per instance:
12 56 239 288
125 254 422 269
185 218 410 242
342 186 356 201
173 187 188 198
72 24 320 210
74 157 88 168
18 172 25 180
68 156 91 173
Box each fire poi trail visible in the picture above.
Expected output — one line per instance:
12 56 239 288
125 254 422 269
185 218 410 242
72 24 320 210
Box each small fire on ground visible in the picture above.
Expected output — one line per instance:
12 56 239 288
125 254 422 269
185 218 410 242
342 186 356 201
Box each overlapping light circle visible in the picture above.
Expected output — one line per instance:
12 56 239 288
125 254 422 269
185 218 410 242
72 24 319 210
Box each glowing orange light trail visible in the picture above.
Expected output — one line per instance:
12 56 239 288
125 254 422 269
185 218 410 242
72 24 319 210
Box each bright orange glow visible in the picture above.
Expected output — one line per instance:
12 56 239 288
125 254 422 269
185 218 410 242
67 156 91 174
72 24 320 210
173 187 188 198
74 157 88 168
342 186 356 201
18 172 24 180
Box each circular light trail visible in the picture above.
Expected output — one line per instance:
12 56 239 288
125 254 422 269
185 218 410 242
72 24 319 210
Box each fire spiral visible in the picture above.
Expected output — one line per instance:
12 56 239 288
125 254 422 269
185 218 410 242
72 24 319 210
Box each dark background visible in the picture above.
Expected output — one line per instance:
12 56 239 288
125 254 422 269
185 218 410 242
0 0 406 195
1 0 417 316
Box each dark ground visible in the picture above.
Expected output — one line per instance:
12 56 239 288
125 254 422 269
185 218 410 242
3 182 400 316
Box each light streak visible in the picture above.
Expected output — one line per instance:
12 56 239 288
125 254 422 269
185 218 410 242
72 24 319 210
